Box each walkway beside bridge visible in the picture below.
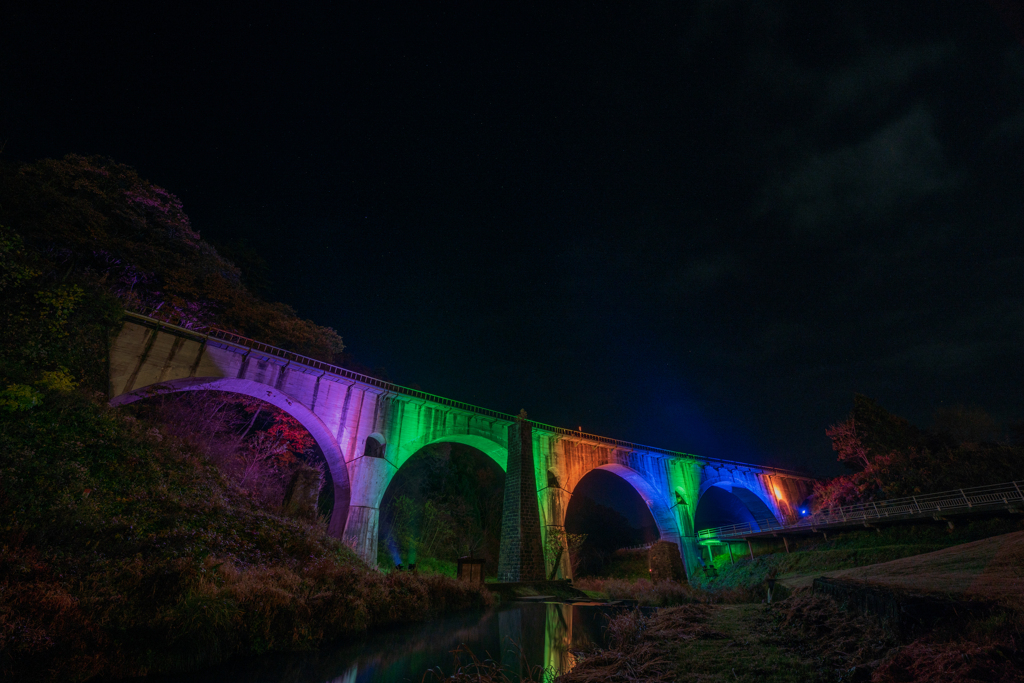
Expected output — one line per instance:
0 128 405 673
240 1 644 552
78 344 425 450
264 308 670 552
698 480 1024 547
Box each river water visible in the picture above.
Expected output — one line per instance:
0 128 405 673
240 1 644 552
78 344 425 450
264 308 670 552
147 601 618 683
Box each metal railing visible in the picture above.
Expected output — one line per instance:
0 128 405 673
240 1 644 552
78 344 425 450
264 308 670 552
122 310 811 477
698 480 1024 541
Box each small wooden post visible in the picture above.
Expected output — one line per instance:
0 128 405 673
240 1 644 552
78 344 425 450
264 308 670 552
747 538 754 560
727 543 735 564
782 536 790 554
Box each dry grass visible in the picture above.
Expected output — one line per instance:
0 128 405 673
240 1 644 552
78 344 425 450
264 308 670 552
825 530 1024 609
573 576 759 605
771 593 896 672
873 637 1024 683
771 590 1024 682
560 605 720 683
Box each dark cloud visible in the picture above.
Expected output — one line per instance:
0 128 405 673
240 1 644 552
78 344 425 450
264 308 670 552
823 44 954 113
769 106 957 234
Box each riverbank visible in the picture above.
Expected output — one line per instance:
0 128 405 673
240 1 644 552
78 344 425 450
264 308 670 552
555 529 1024 682
560 592 1022 683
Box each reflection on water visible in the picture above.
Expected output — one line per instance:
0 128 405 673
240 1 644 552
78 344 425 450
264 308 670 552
146 602 612 683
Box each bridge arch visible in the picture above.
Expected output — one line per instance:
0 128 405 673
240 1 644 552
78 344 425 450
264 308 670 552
363 432 386 459
694 477 780 534
551 463 683 578
343 428 509 566
589 464 680 545
392 432 508 474
110 377 351 537
372 432 510 568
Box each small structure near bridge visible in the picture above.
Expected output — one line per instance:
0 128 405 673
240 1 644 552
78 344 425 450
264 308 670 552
649 541 685 581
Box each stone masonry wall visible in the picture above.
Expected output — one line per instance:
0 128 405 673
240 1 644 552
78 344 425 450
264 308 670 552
649 540 685 581
497 419 546 582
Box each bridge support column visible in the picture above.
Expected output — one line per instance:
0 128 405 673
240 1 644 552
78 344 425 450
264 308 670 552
498 418 546 582
342 454 397 565
540 481 572 580
342 505 380 564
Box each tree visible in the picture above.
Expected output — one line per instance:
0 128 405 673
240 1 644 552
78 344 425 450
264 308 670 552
0 155 345 360
933 405 997 444
815 395 1024 510
545 530 587 579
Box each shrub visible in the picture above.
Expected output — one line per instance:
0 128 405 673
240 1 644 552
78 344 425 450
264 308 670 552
573 578 705 606
0 377 493 680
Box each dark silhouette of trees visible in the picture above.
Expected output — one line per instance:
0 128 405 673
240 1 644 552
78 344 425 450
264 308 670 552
0 154 344 361
815 394 1024 510
564 494 647 576
378 443 505 572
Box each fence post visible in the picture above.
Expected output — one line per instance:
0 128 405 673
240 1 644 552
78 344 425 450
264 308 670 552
912 496 921 514
1014 481 1023 502
960 489 971 508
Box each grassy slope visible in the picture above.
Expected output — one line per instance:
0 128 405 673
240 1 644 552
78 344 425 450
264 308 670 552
694 517 1024 595
559 600 896 683
826 530 1024 606
564 528 1024 683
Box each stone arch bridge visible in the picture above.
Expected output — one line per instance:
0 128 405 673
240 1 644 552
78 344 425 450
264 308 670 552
109 313 814 581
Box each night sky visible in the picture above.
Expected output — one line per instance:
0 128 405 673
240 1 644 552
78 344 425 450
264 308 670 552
4 2 1023 475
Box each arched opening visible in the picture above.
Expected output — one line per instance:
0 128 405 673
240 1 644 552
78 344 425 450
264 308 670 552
674 486 688 506
564 469 660 577
377 441 505 576
693 484 778 533
109 377 351 536
364 432 386 459
116 388 336 521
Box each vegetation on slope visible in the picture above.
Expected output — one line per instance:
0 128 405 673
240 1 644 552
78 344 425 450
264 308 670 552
0 158 492 681
694 517 1024 595
377 443 505 575
0 155 344 360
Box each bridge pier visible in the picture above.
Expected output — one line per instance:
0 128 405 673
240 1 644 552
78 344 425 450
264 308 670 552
341 455 397 564
497 417 546 582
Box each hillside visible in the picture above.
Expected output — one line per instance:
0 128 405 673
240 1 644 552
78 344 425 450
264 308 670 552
0 157 492 682
825 530 1024 608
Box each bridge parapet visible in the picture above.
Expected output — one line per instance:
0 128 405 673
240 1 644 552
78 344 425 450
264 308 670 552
119 313 810 476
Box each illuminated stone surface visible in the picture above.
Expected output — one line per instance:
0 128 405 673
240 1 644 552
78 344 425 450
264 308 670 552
108 316 814 579
497 419 546 582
